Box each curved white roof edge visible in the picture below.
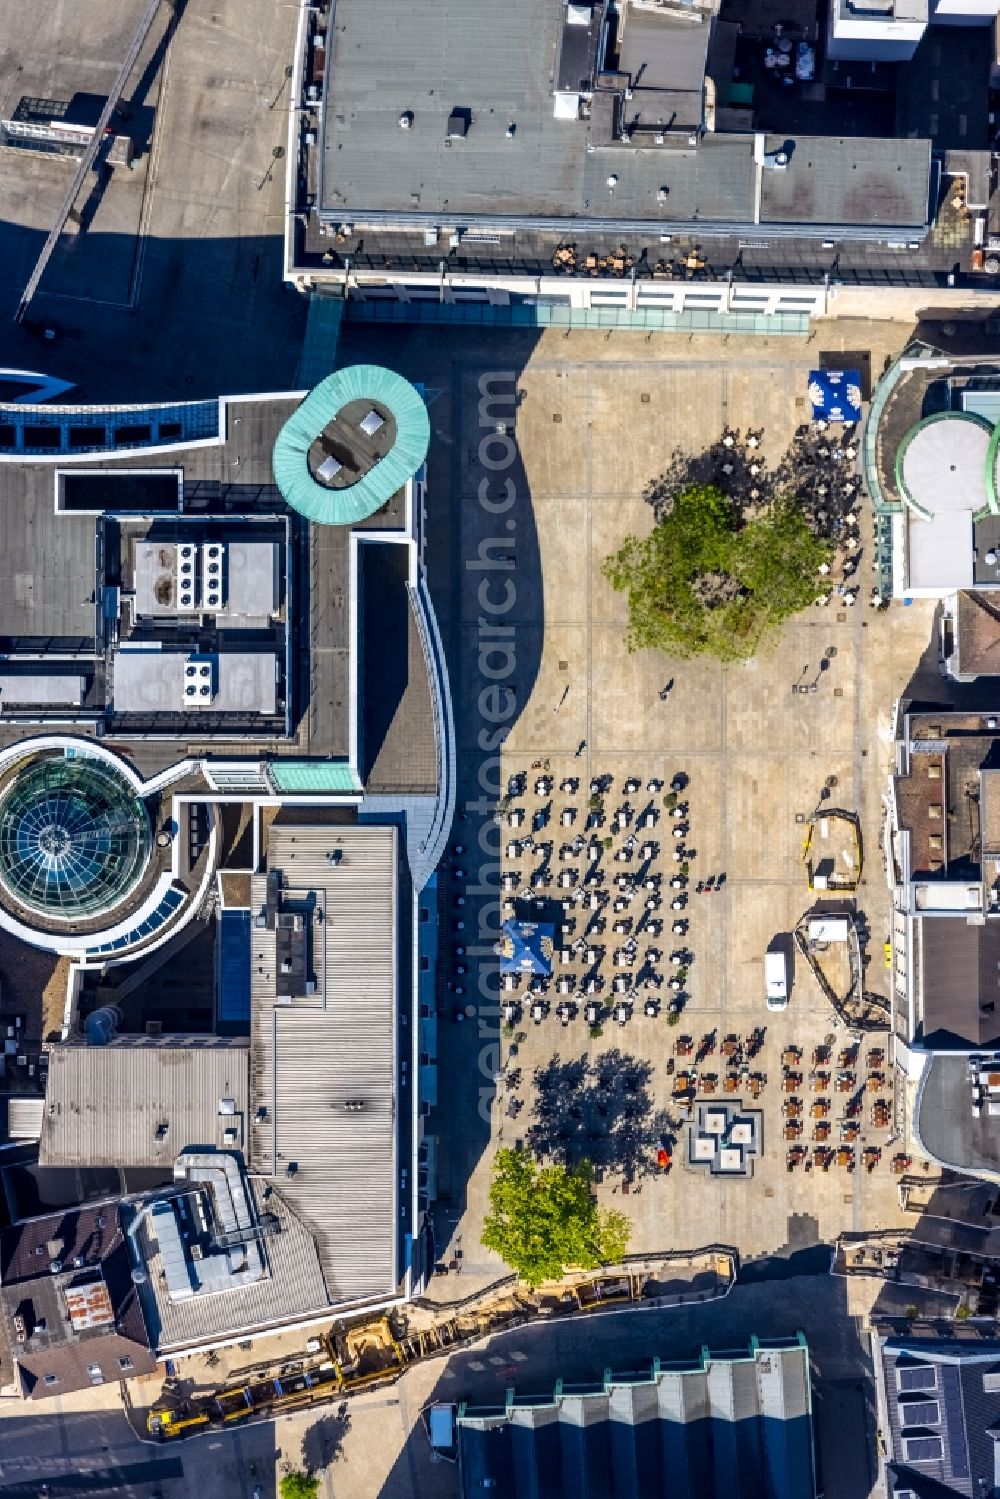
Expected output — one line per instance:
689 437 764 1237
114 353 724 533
0 739 218 960
0 368 75 403
0 871 174 957
910 1050 1000 1186
0 732 147 793
79 795 219 969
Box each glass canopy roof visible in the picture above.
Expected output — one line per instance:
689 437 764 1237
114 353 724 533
0 757 151 921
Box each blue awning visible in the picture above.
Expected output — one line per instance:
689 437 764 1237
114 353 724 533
499 919 555 975
807 369 862 423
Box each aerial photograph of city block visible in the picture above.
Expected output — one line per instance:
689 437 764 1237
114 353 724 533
4 1 1000 1496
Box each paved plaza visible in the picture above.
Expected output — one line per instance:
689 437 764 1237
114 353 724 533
345 316 947 1291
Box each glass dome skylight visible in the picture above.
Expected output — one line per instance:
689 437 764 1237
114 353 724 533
0 757 151 921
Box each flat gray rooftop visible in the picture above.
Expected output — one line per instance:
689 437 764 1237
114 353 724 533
133 539 277 623
0 468 96 642
758 134 931 231
0 386 436 783
0 673 86 706
128 1181 330 1352
112 649 278 716
0 399 358 771
39 1038 249 1169
320 0 931 234
916 1053 1000 1177
250 822 399 1305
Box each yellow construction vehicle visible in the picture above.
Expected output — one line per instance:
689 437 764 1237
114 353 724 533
147 1407 210 1438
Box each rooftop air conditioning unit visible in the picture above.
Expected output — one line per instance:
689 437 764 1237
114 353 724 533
182 655 216 709
199 544 226 611
174 544 199 612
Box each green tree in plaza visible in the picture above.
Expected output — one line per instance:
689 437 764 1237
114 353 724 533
603 483 831 663
280 1473 319 1499
481 1148 630 1286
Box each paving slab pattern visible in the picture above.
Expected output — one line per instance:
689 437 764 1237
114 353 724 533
338 321 938 1296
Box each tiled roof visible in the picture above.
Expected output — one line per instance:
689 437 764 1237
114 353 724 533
0 1203 155 1399
1 1202 118 1283
956 590 1000 678
878 1337 1000 1497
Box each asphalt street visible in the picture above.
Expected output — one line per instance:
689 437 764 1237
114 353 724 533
0 1404 276 1499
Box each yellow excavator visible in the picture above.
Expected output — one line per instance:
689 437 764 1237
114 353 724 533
147 1407 211 1438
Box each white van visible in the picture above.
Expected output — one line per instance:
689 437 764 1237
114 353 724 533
765 950 788 1011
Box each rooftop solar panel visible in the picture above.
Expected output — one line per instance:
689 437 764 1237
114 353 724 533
940 1364 970 1480
897 1365 937 1392
903 1436 943 1463
899 1399 940 1426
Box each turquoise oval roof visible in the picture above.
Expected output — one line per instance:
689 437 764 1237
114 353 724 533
272 364 430 525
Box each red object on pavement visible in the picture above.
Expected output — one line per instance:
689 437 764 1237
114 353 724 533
657 1148 671 1169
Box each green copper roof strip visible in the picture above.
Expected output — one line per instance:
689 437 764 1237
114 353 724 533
268 760 361 793
272 364 429 526
987 419 1000 515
